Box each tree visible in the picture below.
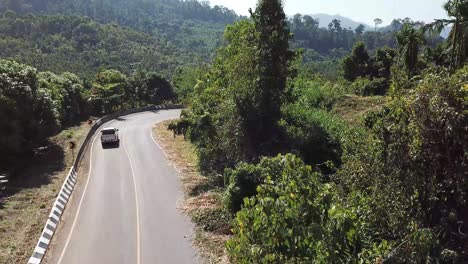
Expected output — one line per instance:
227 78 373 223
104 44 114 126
370 47 397 79
0 60 61 171
355 24 365 35
292 13 303 31
245 0 295 157
89 69 127 114
391 19 403 31
0 95 21 171
330 18 342 33
341 68 468 262
425 0 468 69
396 23 425 77
172 66 205 102
145 73 176 104
374 18 383 31
342 41 370 81
172 0 295 173
302 15 318 31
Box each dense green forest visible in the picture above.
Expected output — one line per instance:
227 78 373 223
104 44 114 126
0 13 200 79
0 0 239 57
169 0 467 263
0 0 466 262
0 0 443 80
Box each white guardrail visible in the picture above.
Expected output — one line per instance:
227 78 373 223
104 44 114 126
28 104 182 264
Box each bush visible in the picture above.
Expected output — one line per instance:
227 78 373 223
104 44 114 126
338 67 468 262
226 154 391 263
291 76 348 109
281 103 349 171
223 162 267 215
352 76 388 96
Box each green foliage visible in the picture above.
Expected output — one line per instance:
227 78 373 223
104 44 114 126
342 43 396 96
37 71 87 125
342 42 370 81
0 59 82 171
172 65 207 103
425 0 468 70
223 160 272 215
0 95 21 170
88 69 127 114
0 58 174 173
372 47 398 79
226 154 390 263
289 14 399 56
0 14 195 79
88 69 176 115
241 0 295 157
338 67 468 262
396 23 426 77
281 104 348 171
228 68 467 261
352 77 388 96
0 0 239 59
177 1 295 173
290 75 348 109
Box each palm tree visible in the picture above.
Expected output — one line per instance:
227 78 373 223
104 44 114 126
396 23 426 78
425 0 468 70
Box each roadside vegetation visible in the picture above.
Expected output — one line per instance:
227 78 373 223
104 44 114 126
168 0 468 263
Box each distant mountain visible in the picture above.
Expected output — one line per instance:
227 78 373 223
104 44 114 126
308 13 372 31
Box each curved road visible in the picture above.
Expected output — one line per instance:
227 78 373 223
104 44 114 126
47 109 198 264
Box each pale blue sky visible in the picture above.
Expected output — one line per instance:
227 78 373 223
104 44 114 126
209 0 448 26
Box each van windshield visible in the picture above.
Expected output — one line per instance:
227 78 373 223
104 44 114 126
102 129 115 135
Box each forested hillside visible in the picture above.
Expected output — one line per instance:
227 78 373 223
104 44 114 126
0 0 239 61
0 13 197 78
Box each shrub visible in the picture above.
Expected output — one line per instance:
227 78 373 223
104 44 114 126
281 103 349 171
291 76 348 109
338 67 468 262
352 77 388 96
226 154 392 263
223 162 267 215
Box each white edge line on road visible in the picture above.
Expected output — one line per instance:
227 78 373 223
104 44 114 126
149 128 182 174
123 136 141 264
57 121 114 264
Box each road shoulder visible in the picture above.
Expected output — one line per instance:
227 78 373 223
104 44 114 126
153 120 231 263
42 127 96 264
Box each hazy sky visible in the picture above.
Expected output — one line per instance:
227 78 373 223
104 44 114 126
208 0 448 26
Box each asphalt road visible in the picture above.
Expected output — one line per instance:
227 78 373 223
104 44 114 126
47 109 198 264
